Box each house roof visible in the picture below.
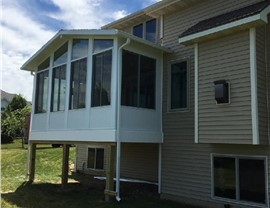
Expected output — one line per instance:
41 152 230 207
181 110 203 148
102 0 202 30
1 90 16 103
179 0 270 44
21 29 172 72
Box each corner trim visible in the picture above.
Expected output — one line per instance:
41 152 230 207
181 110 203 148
194 43 199 144
250 27 259 145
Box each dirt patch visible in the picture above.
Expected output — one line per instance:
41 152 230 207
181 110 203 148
70 171 159 199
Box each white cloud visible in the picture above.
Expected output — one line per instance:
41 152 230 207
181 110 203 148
1 0 130 101
1 4 55 101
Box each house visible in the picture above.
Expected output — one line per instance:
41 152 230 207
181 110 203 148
1 90 16 112
21 0 270 207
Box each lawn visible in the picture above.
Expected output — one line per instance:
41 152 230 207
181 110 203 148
1 139 202 208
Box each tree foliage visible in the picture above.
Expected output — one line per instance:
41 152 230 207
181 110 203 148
1 95 31 142
6 94 28 112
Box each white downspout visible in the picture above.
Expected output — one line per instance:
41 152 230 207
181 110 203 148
265 25 270 144
115 38 131 202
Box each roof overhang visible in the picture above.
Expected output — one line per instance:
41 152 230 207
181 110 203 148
21 29 172 72
102 0 202 30
179 4 270 45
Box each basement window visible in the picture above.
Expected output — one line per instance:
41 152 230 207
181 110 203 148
212 155 267 206
87 148 104 170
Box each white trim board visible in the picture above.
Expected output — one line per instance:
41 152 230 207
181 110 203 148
179 6 270 44
194 43 199 144
249 27 259 145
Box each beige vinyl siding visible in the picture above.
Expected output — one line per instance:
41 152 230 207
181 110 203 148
198 31 252 144
256 25 269 145
76 143 158 181
120 143 158 182
161 0 269 206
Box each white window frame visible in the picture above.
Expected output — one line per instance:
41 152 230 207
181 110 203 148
168 59 190 112
211 154 269 208
132 19 157 43
86 146 105 170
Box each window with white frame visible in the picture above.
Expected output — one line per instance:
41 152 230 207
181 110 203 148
87 147 104 170
91 39 113 107
51 42 67 112
132 19 157 43
212 155 267 205
35 58 50 114
69 39 88 109
170 61 188 110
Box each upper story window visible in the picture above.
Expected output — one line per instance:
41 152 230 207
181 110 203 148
133 19 157 43
51 42 68 112
69 39 89 110
170 61 188 111
121 50 156 109
212 155 267 205
35 58 50 113
91 39 113 107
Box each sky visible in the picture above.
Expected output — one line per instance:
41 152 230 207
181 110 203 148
1 0 160 101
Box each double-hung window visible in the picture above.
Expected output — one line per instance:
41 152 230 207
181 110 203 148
51 42 68 111
35 58 50 113
69 39 88 109
170 61 188 110
121 50 156 109
133 19 157 43
87 147 104 170
91 39 113 107
212 155 267 205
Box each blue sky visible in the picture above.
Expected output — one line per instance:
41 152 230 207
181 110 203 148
1 0 160 100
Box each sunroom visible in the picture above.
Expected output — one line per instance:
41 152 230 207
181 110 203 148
21 29 170 144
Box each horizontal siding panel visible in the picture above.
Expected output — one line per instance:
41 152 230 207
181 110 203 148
162 0 268 205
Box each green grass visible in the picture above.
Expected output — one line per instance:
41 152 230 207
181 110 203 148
1 139 202 208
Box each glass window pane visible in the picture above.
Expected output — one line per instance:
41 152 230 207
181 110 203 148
95 148 104 170
53 42 68 66
38 57 50 71
72 39 88 60
133 24 143 38
121 50 139 107
101 50 112 106
35 70 49 113
51 65 66 111
239 159 266 203
139 55 155 109
92 50 112 107
87 148 95 168
171 62 188 109
92 54 102 107
214 157 236 199
146 19 156 42
70 58 87 109
93 39 113 54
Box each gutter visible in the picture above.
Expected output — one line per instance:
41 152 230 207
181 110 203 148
115 38 131 202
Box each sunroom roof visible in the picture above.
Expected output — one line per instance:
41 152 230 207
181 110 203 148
21 29 171 71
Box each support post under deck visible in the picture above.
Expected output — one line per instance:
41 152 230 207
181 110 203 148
28 143 36 182
61 144 70 189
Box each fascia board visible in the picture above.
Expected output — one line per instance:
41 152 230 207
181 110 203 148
21 29 171 71
179 6 270 45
